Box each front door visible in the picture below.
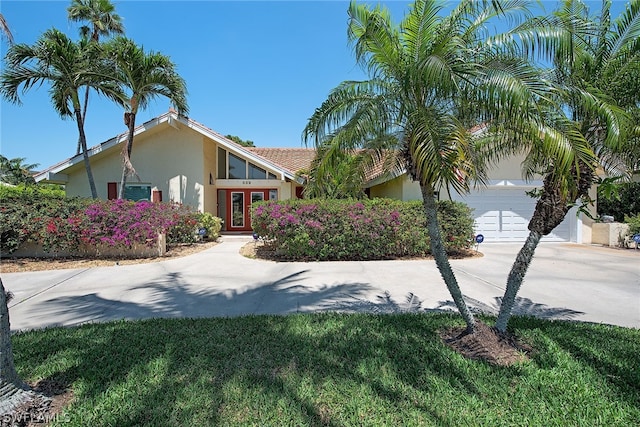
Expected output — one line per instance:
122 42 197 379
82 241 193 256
226 189 276 232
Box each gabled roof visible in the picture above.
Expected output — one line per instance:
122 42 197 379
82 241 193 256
247 148 316 176
34 110 305 184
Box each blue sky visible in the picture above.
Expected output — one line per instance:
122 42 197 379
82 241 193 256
0 0 627 170
0 0 412 169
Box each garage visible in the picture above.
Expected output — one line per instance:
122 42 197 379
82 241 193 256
452 186 578 243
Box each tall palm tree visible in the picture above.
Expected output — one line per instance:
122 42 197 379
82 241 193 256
0 13 13 44
494 0 639 332
103 37 188 199
304 0 552 333
0 29 124 199
68 0 124 154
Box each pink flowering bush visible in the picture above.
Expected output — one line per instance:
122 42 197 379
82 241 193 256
1 190 205 256
251 199 474 260
81 199 199 247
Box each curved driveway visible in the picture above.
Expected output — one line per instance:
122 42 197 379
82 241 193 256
3 237 639 331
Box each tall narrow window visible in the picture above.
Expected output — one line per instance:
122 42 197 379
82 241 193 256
217 147 227 179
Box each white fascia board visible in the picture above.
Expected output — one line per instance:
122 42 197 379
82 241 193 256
183 118 296 182
36 172 69 184
34 112 172 179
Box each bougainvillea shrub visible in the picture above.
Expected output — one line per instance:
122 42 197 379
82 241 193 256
1 190 212 255
251 198 474 260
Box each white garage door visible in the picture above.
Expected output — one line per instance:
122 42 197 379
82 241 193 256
452 187 575 243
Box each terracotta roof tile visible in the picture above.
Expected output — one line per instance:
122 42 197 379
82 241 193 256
247 148 317 176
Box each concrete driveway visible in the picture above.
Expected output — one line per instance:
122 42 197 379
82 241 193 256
3 237 639 331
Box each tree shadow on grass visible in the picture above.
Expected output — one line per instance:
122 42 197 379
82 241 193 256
11 282 636 426
11 279 508 426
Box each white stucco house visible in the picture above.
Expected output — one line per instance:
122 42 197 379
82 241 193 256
35 109 596 242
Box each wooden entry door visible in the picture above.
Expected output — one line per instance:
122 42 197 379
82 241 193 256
226 189 273 232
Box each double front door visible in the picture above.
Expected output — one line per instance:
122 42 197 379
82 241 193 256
218 189 277 232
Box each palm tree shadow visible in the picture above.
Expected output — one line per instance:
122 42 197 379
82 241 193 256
433 295 584 321
22 270 377 329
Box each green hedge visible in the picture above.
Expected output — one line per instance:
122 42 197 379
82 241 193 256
1 190 221 256
251 199 475 261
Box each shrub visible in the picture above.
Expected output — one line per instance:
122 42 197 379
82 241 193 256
625 214 640 236
1 192 219 255
597 182 640 222
1 190 91 254
83 200 199 247
197 212 223 240
0 183 65 199
251 198 474 261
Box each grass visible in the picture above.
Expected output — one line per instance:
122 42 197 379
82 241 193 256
13 313 640 426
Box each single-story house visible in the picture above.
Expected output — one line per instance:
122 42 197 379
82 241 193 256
35 109 596 242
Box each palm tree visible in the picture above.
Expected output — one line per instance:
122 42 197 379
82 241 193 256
68 0 124 154
0 155 38 185
0 29 124 199
102 37 188 199
494 0 639 332
304 0 550 333
0 13 13 44
0 13 31 415
300 145 368 199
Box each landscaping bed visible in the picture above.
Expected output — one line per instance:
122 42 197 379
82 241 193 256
0 241 217 273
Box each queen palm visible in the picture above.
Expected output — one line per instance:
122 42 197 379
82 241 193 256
0 29 123 198
68 0 124 154
494 0 639 332
103 37 188 199
304 0 557 333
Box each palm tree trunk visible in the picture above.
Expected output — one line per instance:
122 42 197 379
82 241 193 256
74 108 98 199
495 162 594 332
0 276 31 414
420 184 476 333
118 112 137 199
0 278 23 389
494 230 542 331
76 87 91 155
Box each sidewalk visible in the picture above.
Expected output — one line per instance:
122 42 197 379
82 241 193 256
3 237 639 331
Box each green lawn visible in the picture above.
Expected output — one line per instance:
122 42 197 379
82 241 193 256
13 313 640 426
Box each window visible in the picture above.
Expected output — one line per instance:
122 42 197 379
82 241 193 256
217 147 227 179
124 184 152 201
269 189 278 201
268 172 278 180
228 153 247 179
249 163 266 179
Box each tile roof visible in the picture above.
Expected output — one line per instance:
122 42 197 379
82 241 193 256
247 147 404 184
247 148 317 176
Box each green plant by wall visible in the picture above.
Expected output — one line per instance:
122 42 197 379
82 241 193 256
597 182 640 222
0 183 65 199
625 214 640 236
196 212 223 240
251 198 474 261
